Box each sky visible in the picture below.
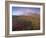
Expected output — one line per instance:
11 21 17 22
12 7 40 16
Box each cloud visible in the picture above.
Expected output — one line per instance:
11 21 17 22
12 7 40 16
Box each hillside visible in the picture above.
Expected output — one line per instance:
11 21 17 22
12 13 40 31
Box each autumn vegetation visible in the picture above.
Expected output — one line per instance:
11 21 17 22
12 13 40 31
